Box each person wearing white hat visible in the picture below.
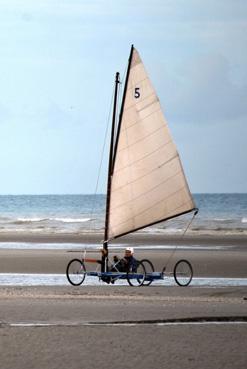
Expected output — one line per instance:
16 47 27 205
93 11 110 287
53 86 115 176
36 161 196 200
112 247 137 273
124 247 134 256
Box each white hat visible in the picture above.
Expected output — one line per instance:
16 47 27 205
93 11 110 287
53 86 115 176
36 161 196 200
125 247 134 254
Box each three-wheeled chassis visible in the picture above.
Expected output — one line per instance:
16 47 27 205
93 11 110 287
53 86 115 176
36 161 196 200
66 257 193 287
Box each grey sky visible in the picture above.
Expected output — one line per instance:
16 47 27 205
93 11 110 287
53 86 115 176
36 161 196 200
0 0 246 194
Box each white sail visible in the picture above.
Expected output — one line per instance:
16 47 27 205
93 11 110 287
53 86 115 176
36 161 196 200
108 47 195 239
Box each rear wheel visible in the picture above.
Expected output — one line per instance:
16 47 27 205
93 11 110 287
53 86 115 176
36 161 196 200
140 259 154 286
174 259 193 286
66 259 86 286
127 261 146 287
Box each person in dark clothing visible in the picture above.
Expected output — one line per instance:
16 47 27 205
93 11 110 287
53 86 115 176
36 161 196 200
101 247 138 284
113 247 137 272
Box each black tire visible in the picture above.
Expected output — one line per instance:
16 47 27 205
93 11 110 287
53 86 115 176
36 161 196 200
66 259 86 286
174 259 193 286
140 259 155 286
127 261 146 287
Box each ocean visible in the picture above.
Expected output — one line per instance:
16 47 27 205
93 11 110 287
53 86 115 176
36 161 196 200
0 193 246 236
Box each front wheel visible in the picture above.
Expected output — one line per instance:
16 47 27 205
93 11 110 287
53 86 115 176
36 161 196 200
140 259 154 286
127 261 146 287
174 259 193 286
66 259 86 286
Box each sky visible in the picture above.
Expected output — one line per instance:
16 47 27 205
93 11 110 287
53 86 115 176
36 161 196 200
0 0 246 194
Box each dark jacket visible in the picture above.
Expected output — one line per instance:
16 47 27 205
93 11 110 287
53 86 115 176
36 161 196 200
118 255 137 272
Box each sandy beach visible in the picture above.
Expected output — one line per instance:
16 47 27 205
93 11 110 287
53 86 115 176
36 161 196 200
0 0 246 367
0 285 247 369
0 232 247 368
0 232 246 277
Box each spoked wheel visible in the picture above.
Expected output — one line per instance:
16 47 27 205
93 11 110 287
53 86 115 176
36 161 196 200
127 261 146 287
66 259 86 286
140 259 154 286
174 259 193 286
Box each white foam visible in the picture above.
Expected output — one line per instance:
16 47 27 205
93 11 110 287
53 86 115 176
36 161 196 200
0 243 231 250
0 242 98 250
15 217 92 223
17 217 47 223
1 273 247 287
53 217 92 223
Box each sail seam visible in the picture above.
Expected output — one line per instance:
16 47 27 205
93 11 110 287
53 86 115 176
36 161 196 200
124 91 158 113
111 168 181 211
118 123 167 153
114 139 174 174
112 196 192 230
110 188 193 231
109 208 196 241
137 99 160 113
112 155 179 193
126 75 149 91
121 105 162 131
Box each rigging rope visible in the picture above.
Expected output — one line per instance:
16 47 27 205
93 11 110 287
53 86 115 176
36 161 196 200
83 64 127 257
83 85 115 256
163 208 199 271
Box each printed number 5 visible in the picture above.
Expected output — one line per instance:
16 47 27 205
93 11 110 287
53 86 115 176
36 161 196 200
134 87 140 98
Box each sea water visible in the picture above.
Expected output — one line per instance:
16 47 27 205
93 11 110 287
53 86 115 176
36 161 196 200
0 273 247 287
0 193 246 236
0 194 246 287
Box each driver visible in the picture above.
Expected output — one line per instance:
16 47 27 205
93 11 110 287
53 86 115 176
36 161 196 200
113 247 137 272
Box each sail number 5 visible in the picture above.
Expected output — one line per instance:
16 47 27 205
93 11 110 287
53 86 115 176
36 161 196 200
134 87 140 98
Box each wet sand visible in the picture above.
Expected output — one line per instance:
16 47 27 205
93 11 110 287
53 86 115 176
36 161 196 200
0 233 247 368
0 230 246 245
1 247 247 278
0 233 246 277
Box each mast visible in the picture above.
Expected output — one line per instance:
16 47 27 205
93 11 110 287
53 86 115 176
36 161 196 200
112 44 134 169
102 71 120 272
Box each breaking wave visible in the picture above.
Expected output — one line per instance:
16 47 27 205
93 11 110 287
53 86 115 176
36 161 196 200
0 194 246 235
2 217 92 224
